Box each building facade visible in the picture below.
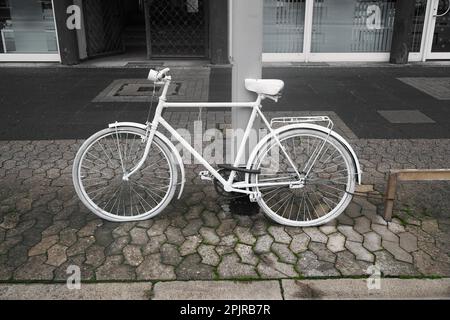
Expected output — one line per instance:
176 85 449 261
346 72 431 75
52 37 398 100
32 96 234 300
0 0 449 64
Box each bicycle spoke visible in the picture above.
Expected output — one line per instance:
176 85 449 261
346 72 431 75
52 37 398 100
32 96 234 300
254 128 355 226
75 128 175 221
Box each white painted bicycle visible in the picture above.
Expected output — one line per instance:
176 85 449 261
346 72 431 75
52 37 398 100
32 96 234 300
73 68 361 226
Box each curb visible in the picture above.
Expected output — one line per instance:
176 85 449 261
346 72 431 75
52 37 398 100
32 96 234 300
0 278 449 300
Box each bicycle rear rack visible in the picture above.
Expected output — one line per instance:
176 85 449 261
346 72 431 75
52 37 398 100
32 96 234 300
270 116 334 131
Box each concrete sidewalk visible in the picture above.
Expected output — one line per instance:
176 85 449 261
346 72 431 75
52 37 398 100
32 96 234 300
1 137 449 282
0 278 449 300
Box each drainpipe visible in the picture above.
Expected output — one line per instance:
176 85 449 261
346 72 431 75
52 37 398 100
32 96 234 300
230 0 263 165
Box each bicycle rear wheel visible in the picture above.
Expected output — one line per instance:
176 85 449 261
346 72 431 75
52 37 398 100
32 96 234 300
251 128 356 227
73 127 177 222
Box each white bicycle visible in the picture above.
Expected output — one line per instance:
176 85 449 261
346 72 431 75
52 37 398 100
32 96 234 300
73 68 361 227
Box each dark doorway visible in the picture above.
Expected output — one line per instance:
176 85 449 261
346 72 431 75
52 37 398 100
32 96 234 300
123 0 147 56
83 0 124 57
146 0 209 58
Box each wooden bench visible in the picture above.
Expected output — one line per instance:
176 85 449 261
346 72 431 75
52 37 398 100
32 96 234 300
384 169 450 221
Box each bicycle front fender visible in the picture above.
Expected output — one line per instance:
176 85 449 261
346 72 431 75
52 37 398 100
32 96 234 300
245 123 362 184
108 122 186 199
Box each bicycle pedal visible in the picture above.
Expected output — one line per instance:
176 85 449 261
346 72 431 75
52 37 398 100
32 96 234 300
199 171 213 181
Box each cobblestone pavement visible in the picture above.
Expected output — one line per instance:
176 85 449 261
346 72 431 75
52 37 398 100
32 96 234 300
0 112 449 281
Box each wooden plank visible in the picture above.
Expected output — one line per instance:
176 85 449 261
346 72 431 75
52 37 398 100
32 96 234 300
383 169 450 221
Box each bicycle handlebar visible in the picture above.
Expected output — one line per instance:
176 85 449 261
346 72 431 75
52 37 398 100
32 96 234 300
148 68 171 82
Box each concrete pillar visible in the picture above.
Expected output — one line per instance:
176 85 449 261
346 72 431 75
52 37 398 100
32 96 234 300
231 0 263 164
53 0 80 65
390 0 416 64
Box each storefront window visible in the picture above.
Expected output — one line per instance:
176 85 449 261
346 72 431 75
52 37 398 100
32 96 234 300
410 0 427 52
432 0 450 52
0 0 57 54
311 0 396 53
263 0 306 53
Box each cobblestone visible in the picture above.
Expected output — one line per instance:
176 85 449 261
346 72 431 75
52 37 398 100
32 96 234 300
175 254 215 280
272 243 297 264
303 228 327 244
255 234 274 254
160 243 181 266
258 252 298 278
180 235 202 256
136 254 175 280
142 234 166 255
337 226 363 243
14 255 55 280
372 224 399 242
363 232 383 252
374 251 420 276
198 244 220 266
388 221 406 234
399 232 419 253
297 251 340 277
46 244 67 267
326 233 346 253
309 242 336 263
289 233 310 253
199 227 220 245
95 255 135 280
335 251 371 276
1 138 448 281
345 241 375 263
85 245 106 267
123 245 144 266
268 226 291 244
382 240 413 263
147 219 170 237
217 254 258 279
130 227 149 245
28 235 59 256
354 216 371 234
235 244 258 265
234 226 256 245
421 219 440 234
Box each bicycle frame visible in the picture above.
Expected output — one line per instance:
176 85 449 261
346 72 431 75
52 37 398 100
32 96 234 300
124 76 318 195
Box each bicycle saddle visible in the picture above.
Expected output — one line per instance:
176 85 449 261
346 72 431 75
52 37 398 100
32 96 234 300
245 79 284 96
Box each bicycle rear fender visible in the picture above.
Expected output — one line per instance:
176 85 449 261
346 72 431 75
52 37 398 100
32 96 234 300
246 123 362 184
108 122 186 199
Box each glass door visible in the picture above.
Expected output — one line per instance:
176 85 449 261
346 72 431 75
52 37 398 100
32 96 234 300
0 0 60 61
263 0 306 61
425 0 450 59
263 0 398 62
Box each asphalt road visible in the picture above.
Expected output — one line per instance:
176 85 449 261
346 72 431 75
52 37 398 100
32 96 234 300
0 65 449 140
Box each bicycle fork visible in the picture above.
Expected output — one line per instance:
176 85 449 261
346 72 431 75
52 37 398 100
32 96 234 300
122 111 161 181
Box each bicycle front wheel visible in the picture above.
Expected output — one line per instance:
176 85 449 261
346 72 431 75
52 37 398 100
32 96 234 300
251 128 356 227
73 127 177 222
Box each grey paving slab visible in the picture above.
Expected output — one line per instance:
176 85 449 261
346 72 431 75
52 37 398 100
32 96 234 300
93 68 210 103
398 77 450 100
377 110 435 124
0 283 152 300
282 279 450 300
152 280 282 300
